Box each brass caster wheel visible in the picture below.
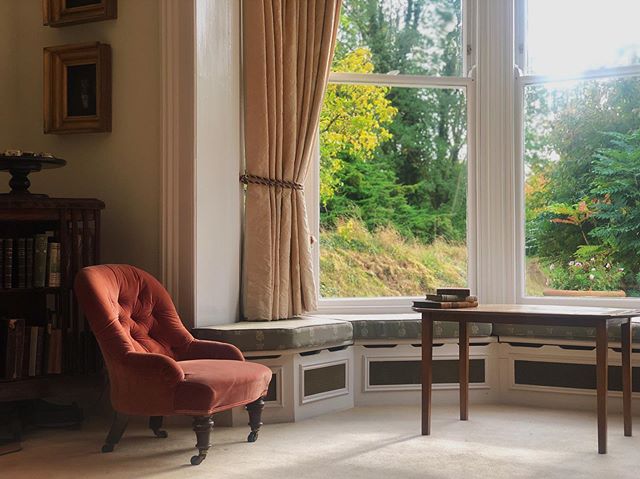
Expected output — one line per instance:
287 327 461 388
247 431 259 443
190 453 207 466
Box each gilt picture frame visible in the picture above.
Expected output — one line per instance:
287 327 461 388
43 0 117 27
43 42 112 134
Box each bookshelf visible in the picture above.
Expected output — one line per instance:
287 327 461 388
0 196 105 439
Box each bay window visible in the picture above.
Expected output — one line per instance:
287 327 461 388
311 0 640 313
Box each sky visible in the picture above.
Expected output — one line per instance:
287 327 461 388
527 0 640 75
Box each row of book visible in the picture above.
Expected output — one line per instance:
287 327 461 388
0 234 61 289
0 318 63 380
413 287 479 309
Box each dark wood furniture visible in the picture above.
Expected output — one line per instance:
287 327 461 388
0 155 66 196
414 304 638 454
0 196 104 453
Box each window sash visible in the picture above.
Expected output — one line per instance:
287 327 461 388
513 67 640 308
312 0 477 312
313 78 476 311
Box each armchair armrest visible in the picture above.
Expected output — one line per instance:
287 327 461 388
178 339 245 362
124 352 185 386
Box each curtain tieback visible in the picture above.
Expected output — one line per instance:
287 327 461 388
239 174 303 191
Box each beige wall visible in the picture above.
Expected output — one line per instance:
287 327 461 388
0 0 162 276
0 2 18 141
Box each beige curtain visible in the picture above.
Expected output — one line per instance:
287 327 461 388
242 0 342 320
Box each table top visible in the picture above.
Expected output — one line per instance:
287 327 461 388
413 303 640 326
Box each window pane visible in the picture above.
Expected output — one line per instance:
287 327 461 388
525 0 640 75
333 0 463 76
319 84 468 298
524 76 640 298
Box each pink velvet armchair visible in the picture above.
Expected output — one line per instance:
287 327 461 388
74 264 272 465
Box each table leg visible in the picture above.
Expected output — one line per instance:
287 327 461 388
422 315 433 436
596 322 608 454
621 319 632 437
459 321 469 421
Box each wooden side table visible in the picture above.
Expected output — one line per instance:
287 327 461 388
413 304 638 454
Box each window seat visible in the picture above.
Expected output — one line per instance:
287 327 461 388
493 317 640 343
319 313 492 341
193 313 639 354
193 317 353 353
193 313 494 353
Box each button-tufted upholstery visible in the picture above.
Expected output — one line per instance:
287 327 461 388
74 264 272 416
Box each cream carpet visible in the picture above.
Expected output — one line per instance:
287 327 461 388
3 405 639 479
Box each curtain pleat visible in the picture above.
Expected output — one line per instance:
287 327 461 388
242 0 342 320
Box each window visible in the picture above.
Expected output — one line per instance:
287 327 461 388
517 0 640 300
316 0 474 304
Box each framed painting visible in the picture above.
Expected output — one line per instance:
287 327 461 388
43 0 117 27
43 42 112 134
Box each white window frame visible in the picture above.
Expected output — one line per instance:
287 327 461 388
513 0 640 308
310 0 477 314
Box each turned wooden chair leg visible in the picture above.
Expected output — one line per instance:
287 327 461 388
190 416 213 466
102 413 129 453
246 398 265 443
149 416 168 438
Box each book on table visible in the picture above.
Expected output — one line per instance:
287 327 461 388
414 287 478 309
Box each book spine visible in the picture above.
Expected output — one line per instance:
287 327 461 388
53 329 62 374
0 239 3 289
35 326 45 376
6 320 17 379
26 237 34 288
426 294 478 302
45 323 54 375
17 238 26 288
0 319 18 379
22 332 30 378
47 243 61 287
438 301 479 309
413 300 479 309
28 326 38 376
13 319 25 380
3 238 13 288
436 288 471 296
34 234 48 288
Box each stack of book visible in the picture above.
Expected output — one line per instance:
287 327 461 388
0 313 63 381
0 233 61 289
413 288 478 309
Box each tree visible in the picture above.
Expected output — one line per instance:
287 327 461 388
319 47 397 205
321 0 468 243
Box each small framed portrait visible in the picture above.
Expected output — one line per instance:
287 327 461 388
43 42 112 134
43 0 117 27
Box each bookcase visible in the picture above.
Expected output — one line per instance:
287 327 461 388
0 196 105 403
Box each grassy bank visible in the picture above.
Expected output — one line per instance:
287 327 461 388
319 219 467 298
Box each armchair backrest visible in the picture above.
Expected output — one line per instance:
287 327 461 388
74 264 193 363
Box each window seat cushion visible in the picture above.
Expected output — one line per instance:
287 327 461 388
493 318 640 342
317 314 492 341
193 317 353 352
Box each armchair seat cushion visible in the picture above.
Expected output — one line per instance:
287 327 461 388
175 360 272 415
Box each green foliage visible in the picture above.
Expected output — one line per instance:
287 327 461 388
590 130 640 276
320 48 397 205
321 0 467 249
525 76 640 294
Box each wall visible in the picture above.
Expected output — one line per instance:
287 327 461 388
0 2 18 143
1 0 162 277
194 0 243 325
